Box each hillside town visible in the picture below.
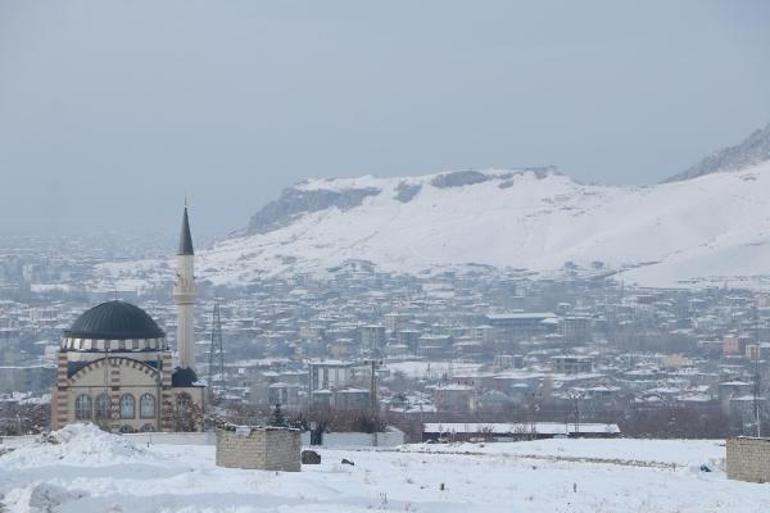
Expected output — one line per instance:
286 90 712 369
4 1 770 511
2 229 768 442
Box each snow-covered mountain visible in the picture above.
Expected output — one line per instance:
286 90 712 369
98 126 770 290
182 161 769 288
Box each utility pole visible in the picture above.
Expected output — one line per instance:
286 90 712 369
753 347 761 437
569 391 582 436
752 301 762 438
366 358 382 446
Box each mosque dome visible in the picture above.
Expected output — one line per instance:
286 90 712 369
62 301 166 352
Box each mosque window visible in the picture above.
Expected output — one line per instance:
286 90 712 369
75 394 92 420
95 393 111 419
120 394 135 419
140 394 156 418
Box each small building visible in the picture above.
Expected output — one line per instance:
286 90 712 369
561 316 592 343
485 312 559 341
308 360 355 394
216 426 301 471
358 325 386 355
433 383 475 413
551 355 593 375
726 437 770 483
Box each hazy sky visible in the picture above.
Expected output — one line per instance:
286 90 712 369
1 1 769 242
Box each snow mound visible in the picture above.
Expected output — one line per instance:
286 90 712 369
3 482 89 513
1 423 158 468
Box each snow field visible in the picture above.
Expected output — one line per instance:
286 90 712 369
1 425 769 512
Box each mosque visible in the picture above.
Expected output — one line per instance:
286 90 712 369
51 207 206 432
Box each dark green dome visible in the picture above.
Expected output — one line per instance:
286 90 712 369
65 301 165 340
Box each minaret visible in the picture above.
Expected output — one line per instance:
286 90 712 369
173 204 197 371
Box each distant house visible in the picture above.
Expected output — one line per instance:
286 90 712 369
358 325 386 356
310 386 370 410
267 382 302 410
723 335 751 356
485 312 559 342
561 316 592 343
307 360 371 410
551 355 593 375
433 383 475 413
308 360 355 394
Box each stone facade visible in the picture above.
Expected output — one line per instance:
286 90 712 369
52 352 205 433
216 427 301 471
726 437 770 483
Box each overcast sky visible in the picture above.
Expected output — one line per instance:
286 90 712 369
1 1 769 242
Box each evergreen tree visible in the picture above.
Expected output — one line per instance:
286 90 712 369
269 403 287 427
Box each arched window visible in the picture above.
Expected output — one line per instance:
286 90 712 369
75 394 92 420
141 423 156 432
140 394 156 419
119 394 135 419
95 393 111 419
119 424 135 433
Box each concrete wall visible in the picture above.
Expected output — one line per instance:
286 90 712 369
216 428 301 471
301 427 405 448
726 437 770 483
125 431 216 446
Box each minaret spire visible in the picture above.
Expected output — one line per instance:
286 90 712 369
178 205 194 256
173 204 197 371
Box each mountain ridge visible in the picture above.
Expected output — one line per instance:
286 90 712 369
665 123 770 183
184 161 770 288
95 128 770 290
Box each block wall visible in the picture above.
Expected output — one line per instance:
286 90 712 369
726 437 770 483
216 428 301 471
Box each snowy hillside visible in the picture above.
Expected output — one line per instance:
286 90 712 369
185 160 770 288
0 424 764 513
95 157 770 290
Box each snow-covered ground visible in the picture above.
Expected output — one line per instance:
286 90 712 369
96 162 770 290
1 424 768 512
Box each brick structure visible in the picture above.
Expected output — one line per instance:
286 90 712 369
216 427 301 471
726 437 770 483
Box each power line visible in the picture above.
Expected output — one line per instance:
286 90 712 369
207 301 225 399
